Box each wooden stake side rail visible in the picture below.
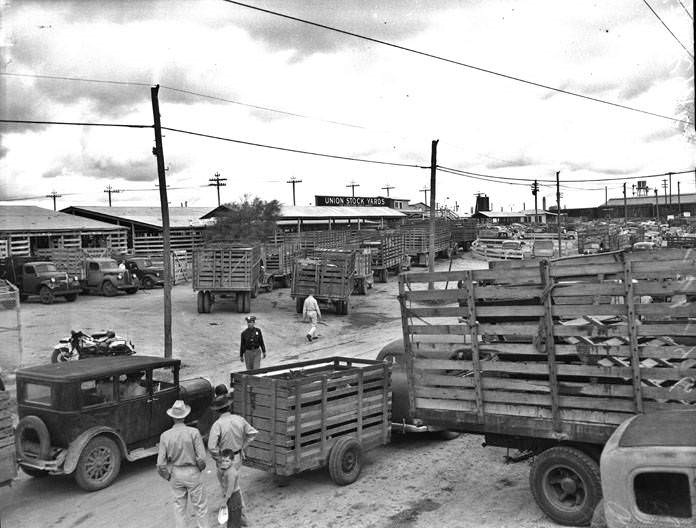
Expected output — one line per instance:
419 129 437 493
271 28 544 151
399 250 696 444
231 357 391 477
0 392 16 485
192 245 261 291
291 257 353 301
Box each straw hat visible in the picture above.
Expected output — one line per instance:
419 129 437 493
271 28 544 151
166 400 191 419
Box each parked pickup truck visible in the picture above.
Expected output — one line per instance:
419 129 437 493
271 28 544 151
0 256 81 304
14 356 213 491
123 257 164 289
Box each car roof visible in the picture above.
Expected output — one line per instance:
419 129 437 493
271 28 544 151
16 356 181 383
619 410 696 448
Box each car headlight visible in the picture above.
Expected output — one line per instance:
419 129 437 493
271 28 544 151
117 274 123 280
74 276 79 281
50 277 55 282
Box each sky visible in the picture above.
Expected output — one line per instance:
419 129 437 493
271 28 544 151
0 0 694 214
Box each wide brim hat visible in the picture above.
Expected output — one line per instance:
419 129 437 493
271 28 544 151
166 399 191 419
210 394 232 412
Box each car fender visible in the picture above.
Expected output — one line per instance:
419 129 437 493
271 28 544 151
63 426 127 474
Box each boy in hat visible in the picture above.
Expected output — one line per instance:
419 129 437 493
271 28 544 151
239 315 266 370
157 400 210 528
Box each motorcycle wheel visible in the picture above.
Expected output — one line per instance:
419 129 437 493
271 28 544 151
51 348 74 363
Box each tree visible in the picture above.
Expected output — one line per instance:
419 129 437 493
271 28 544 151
205 195 281 243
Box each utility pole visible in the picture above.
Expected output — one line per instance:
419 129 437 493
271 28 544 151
104 185 120 207
531 180 539 223
623 182 627 223
286 176 302 206
429 140 439 278
381 184 395 197
208 172 227 206
46 191 61 211
556 171 562 257
678 181 682 216
668 172 673 204
420 186 429 204
654 189 660 221
605 186 608 204
632 183 636 196
662 179 668 206
151 85 172 359
346 181 360 197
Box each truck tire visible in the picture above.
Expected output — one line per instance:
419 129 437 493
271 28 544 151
65 293 78 302
197 291 205 313
236 292 244 313
74 435 122 492
39 286 55 305
590 499 607 528
343 300 350 315
242 292 251 313
250 282 258 299
15 415 51 461
101 281 118 297
203 291 213 313
379 269 388 283
530 446 602 526
328 437 362 485
142 276 155 289
295 297 305 314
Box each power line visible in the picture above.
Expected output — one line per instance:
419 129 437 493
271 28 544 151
161 125 427 168
642 0 694 58
676 0 693 20
222 0 692 126
0 118 151 129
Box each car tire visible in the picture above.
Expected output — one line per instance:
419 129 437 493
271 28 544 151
101 281 118 297
39 286 55 305
142 276 155 289
15 415 51 461
529 446 602 526
74 436 122 492
65 293 78 302
125 287 138 295
328 437 362 486
20 466 49 478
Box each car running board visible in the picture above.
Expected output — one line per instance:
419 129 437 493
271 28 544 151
126 445 159 462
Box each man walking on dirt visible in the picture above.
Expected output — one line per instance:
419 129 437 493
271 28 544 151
302 294 321 343
156 400 210 528
240 315 266 370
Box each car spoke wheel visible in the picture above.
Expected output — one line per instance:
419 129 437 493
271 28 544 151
39 286 55 305
75 436 121 492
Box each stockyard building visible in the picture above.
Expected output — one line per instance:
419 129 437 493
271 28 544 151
60 206 212 255
0 205 128 257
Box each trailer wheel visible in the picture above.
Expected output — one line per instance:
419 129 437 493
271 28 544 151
359 279 368 296
203 291 213 313
328 437 362 485
39 286 55 304
530 446 602 526
242 292 251 313
295 297 305 314
250 282 258 299
379 269 388 283
197 291 205 313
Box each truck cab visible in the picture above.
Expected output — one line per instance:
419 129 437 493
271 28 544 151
123 257 164 289
592 410 696 527
0 257 81 304
84 258 138 296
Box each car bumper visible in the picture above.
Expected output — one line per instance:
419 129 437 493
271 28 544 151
18 449 67 475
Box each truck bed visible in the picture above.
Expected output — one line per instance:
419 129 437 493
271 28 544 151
398 249 696 445
192 245 260 292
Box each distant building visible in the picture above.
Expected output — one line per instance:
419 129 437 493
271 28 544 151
0 205 128 257
472 209 557 225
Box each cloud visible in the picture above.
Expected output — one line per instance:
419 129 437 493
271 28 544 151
485 155 537 170
83 158 157 182
643 126 681 142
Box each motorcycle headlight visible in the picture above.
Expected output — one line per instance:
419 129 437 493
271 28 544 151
117 274 123 280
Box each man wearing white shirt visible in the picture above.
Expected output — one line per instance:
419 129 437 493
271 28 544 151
302 294 321 343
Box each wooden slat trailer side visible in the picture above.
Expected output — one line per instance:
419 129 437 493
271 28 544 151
398 249 696 526
192 244 261 314
401 221 452 266
263 241 300 288
231 357 391 485
361 231 407 283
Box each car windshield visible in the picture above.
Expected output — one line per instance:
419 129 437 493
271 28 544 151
33 263 58 273
138 259 153 267
100 263 120 272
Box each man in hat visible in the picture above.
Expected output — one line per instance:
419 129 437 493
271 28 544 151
239 315 266 370
208 389 258 526
157 400 210 528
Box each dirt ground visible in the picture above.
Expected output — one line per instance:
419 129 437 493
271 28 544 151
0 253 563 528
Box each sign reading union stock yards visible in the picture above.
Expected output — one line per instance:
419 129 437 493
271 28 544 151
315 195 395 207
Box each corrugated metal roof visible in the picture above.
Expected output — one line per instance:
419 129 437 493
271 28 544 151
61 206 213 229
604 193 696 207
280 206 405 219
0 205 128 233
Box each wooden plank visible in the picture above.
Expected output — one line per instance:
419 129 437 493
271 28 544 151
399 277 418 419
320 377 327 461
357 370 363 442
540 260 561 432
624 259 643 413
465 270 484 422
270 379 277 472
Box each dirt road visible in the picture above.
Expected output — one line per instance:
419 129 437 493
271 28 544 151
0 254 562 528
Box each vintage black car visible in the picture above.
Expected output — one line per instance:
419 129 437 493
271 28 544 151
123 257 164 289
14 356 213 491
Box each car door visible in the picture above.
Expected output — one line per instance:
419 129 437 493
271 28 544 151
86 262 100 287
147 365 180 442
114 371 150 448
23 265 38 293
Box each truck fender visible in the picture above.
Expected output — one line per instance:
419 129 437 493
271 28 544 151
62 426 127 475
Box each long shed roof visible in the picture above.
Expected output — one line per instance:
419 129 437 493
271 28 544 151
61 206 213 229
604 193 696 207
0 205 127 233
201 204 405 220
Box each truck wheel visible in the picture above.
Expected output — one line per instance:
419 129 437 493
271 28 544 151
65 293 78 302
242 292 251 313
20 293 28 302
142 276 155 289
437 430 461 441
380 269 388 283
203 291 213 313
74 435 122 492
236 292 244 313
295 297 305 314
590 499 607 528
530 446 601 526
15 415 51 461
101 281 118 297
39 286 55 305
343 300 350 315
359 279 368 296
197 291 204 313
250 282 258 299
328 437 362 485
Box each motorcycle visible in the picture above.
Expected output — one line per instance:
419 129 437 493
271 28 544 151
51 330 136 363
